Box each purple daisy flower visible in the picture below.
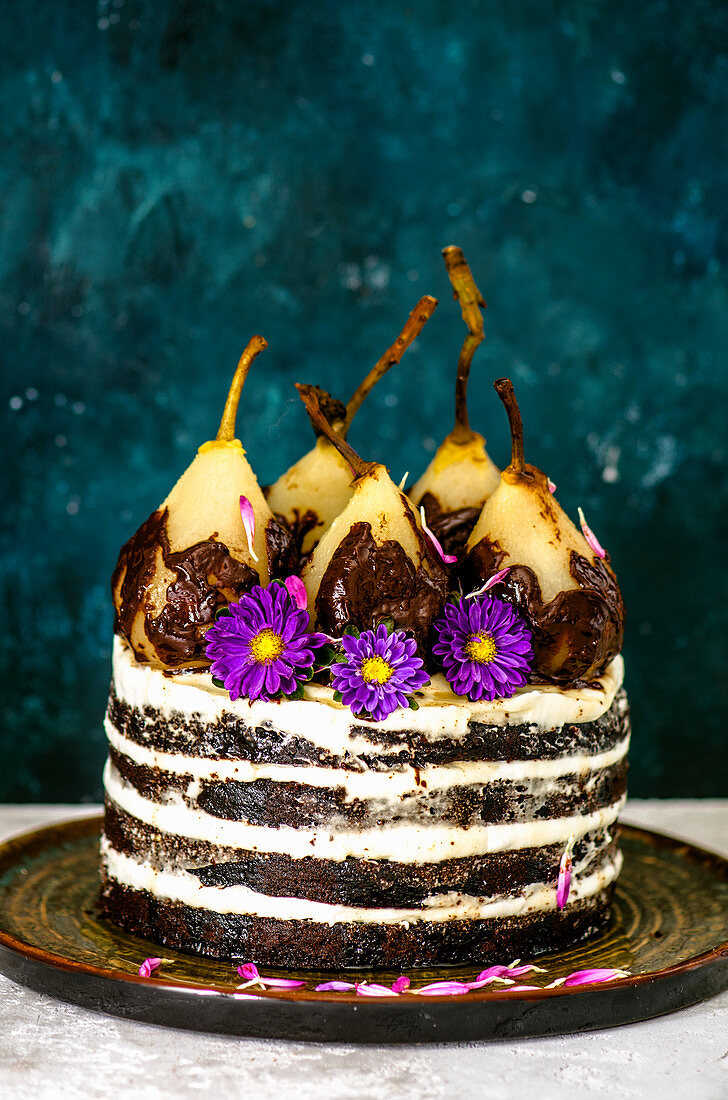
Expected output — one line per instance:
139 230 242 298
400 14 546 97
330 624 430 723
433 595 532 702
205 583 326 703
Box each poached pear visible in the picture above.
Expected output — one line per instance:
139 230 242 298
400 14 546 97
112 336 295 670
410 246 500 557
266 295 438 558
462 378 624 685
296 385 449 650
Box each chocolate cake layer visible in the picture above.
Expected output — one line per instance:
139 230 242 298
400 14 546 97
107 745 627 830
107 686 629 769
105 802 618 908
101 639 629 967
99 876 614 967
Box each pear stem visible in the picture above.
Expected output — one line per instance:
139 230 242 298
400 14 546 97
494 377 526 474
443 245 486 442
216 335 268 441
297 384 373 480
343 295 438 432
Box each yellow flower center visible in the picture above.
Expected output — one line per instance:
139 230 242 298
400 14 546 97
249 628 284 664
465 631 497 664
360 656 394 684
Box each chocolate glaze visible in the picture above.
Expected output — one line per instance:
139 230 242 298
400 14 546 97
419 491 481 560
104 803 615 908
99 875 613 966
314 520 449 649
463 537 625 686
265 514 298 579
112 507 258 667
106 686 630 768
286 508 323 566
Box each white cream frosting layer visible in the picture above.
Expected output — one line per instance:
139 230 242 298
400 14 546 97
112 637 624 753
101 837 621 925
104 761 625 863
105 718 630 802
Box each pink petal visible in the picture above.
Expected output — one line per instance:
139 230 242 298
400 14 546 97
239 495 259 562
498 984 542 992
548 478 557 494
468 568 510 598
284 575 308 610
505 964 543 978
474 964 510 982
391 975 411 994
258 977 307 989
562 968 629 987
138 957 162 978
415 981 472 997
419 507 457 565
556 834 576 910
355 982 397 997
237 962 260 982
314 981 356 992
577 507 606 559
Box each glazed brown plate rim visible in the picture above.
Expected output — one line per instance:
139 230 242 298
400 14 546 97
0 815 726 1004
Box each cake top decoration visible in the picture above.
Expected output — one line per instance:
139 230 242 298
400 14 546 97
410 246 501 558
463 377 624 685
205 582 327 703
111 335 295 670
267 294 438 561
110 244 624 711
432 593 533 703
330 623 430 722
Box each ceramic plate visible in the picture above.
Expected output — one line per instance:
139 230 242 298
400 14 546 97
0 816 726 1043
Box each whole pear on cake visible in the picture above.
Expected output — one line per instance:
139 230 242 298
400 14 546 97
410 247 500 556
267 295 438 558
296 385 449 650
462 377 624 685
112 337 294 669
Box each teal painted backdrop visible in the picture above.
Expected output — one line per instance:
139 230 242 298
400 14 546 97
3 1 727 799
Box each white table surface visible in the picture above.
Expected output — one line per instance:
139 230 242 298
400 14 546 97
0 800 726 1100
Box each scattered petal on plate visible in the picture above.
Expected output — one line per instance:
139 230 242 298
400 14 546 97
138 957 162 978
391 976 411 994
315 981 356 992
355 982 397 997
415 981 472 997
562 968 630 987
258 977 307 989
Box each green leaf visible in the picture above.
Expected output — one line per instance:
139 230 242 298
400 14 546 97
408 697 420 711
342 625 360 638
211 677 226 689
214 605 233 621
317 644 338 666
286 683 305 701
332 690 343 703
377 616 395 634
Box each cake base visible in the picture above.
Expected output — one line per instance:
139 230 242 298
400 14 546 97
98 875 614 968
